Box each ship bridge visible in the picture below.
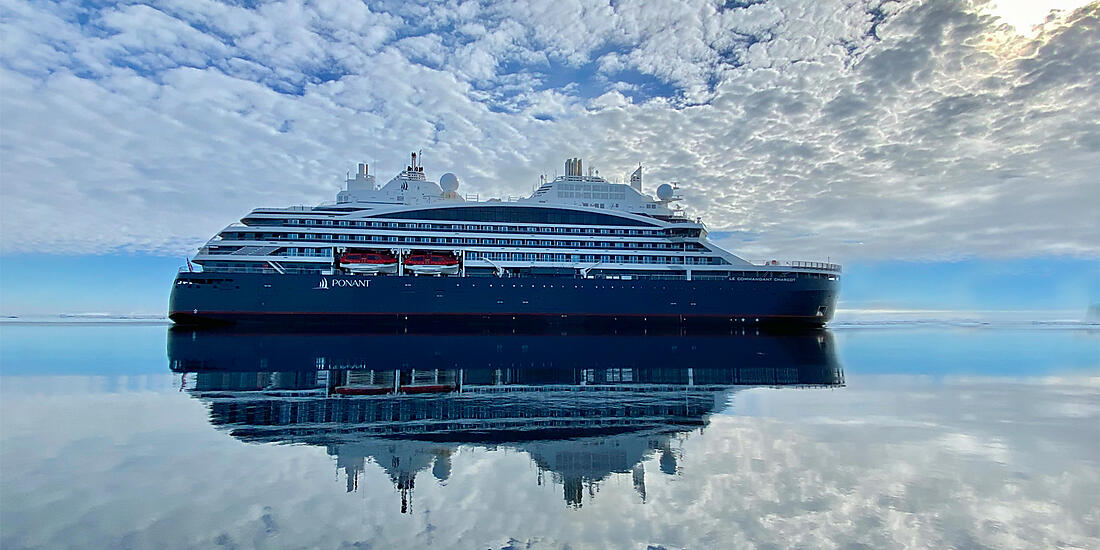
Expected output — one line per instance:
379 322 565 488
518 159 683 220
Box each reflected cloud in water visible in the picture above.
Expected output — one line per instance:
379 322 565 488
4 326 1097 549
169 328 843 511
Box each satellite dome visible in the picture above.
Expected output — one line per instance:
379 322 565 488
656 183 674 201
440 173 460 193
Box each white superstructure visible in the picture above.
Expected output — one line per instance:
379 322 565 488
192 153 840 279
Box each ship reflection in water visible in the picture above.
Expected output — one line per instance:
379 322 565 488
169 328 844 511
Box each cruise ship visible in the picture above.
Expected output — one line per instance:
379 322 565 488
170 153 840 326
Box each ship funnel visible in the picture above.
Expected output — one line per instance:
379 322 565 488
567 157 582 177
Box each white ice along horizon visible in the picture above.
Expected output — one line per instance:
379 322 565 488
190 152 841 279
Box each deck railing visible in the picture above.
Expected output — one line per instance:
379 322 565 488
754 260 842 272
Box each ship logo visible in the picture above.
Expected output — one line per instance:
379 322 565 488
315 277 369 289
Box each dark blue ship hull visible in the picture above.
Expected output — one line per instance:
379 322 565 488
168 327 841 376
169 272 838 327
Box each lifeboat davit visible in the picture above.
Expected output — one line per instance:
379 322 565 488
339 252 398 274
404 253 460 275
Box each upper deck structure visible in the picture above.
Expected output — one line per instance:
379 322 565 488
191 153 841 282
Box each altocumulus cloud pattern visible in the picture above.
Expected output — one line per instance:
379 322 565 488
1 0 1097 260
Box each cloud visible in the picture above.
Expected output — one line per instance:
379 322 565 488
2 373 1098 549
0 0 1097 261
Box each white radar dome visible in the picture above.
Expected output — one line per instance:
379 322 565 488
656 183 674 201
440 173 460 193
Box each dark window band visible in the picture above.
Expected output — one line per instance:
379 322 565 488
368 206 656 226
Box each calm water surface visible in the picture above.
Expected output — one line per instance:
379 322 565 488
1 323 1097 549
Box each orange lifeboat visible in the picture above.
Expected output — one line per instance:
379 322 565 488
404 253 460 275
340 251 398 274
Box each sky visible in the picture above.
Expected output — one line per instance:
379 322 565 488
0 0 1098 316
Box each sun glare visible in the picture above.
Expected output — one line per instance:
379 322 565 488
987 0 1091 35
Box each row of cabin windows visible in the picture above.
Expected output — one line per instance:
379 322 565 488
278 248 331 257
198 259 819 280
249 217 686 237
222 232 707 251
198 261 325 274
556 191 627 200
555 182 623 192
208 246 724 265
465 252 726 265
369 206 655 226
